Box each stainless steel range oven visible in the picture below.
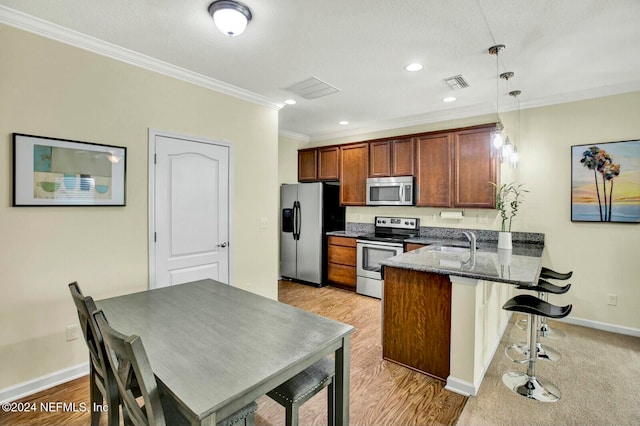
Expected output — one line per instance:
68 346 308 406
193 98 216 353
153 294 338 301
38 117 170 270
356 216 420 299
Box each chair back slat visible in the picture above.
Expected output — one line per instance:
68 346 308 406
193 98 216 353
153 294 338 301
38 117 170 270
94 309 166 426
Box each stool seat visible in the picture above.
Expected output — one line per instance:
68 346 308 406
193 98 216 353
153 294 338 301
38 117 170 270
540 266 573 280
517 278 571 295
267 357 335 426
503 294 572 319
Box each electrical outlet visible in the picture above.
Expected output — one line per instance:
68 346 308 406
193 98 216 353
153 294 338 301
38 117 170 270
259 217 268 229
66 325 80 341
607 294 617 306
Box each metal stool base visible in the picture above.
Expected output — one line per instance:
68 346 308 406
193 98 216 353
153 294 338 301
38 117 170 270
502 371 561 402
516 318 566 339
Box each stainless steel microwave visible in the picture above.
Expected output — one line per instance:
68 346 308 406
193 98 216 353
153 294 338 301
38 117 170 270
366 176 414 206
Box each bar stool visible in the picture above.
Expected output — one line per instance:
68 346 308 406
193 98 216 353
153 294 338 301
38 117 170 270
501 294 572 402
509 279 572 362
516 267 573 339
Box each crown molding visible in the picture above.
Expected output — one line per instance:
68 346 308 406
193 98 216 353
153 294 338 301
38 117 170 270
278 129 309 142
0 6 284 111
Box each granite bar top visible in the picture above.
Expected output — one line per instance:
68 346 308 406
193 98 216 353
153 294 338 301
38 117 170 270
380 242 544 286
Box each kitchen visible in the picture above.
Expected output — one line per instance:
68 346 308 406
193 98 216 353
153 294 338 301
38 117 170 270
1 1 639 425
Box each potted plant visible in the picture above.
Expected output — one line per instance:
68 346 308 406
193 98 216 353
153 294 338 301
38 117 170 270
491 182 528 249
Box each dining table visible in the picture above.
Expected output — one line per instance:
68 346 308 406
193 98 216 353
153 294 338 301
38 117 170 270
96 279 354 426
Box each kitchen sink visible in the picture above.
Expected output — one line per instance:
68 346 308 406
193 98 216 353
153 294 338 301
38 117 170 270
427 246 470 254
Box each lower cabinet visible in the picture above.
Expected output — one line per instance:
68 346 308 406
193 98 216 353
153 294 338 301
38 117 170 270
405 243 426 252
327 236 357 290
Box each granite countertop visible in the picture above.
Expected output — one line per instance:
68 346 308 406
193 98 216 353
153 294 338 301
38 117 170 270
380 242 543 286
326 230 365 238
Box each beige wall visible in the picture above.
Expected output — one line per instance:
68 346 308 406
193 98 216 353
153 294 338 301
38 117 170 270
0 25 279 389
281 93 640 331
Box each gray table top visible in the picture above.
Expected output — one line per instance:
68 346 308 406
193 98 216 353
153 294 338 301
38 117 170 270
380 243 544 286
97 279 354 423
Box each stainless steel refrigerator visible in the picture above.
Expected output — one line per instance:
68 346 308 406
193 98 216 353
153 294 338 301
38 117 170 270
280 182 345 286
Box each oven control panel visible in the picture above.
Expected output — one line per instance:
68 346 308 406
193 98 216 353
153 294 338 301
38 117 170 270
375 216 420 230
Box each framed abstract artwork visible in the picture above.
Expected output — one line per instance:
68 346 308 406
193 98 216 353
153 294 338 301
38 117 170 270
13 133 126 206
571 139 640 223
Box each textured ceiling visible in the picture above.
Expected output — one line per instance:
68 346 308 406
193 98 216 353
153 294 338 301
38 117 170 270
1 0 639 141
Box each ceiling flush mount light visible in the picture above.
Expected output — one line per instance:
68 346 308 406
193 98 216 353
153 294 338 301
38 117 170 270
488 44 506 150
405 63 423 72
284 99 297 105
339 121 349 125
443 96 456 103
208 0 252 37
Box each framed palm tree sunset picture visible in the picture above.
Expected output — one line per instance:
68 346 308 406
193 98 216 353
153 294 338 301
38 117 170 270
571 139 640 223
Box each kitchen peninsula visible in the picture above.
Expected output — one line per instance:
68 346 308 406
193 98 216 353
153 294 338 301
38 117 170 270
380 237 545 397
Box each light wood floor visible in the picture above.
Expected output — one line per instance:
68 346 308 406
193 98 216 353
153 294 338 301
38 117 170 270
0 280 467 425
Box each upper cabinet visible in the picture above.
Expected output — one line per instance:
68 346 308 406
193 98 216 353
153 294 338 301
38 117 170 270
298 148 317 182
368 138 414 177
454 126 498 208
416 125 497 208
339 143 369 206
298 146 340 182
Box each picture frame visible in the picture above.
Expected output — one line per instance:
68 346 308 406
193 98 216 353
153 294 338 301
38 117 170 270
571 139 640 223
13 133 126 206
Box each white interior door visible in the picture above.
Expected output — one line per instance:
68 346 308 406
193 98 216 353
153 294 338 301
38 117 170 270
150 132 230 288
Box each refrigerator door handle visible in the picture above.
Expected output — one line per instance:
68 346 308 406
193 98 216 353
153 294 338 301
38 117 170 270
294 201 302 240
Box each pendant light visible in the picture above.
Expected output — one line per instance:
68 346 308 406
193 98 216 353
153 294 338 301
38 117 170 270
488 44 506 149
508 90 522 168
209 0 252 37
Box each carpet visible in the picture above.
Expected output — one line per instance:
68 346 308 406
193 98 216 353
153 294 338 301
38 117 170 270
456 314 640 425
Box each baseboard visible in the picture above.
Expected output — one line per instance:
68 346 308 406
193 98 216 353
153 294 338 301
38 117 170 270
0 362 89 404
557 316 640 338
445 376 475 397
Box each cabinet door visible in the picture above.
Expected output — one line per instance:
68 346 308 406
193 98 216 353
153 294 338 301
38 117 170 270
318 147 340 181
369 141 392 177
298 149 317 182
454 127 497 208
391 138 414 176
340 143 369 206
405 243 426 252
415 133 453 207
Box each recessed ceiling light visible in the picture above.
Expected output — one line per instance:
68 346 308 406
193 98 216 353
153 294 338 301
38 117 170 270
284 99 296 105
405 63 423 72
443 96 456 102
339 121 349 125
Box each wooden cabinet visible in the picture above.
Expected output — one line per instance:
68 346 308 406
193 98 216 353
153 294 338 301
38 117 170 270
454 127 498 208
415 132 453 207
415 125 497 208
298 147 340 182
317 147 340 181
405 243 427 252
298 149 317 182
383 267 451 381
368 138 414 177
339 143 368 206
327 236 357 290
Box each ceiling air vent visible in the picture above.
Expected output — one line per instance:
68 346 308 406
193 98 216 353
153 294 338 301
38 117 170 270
444 75 469 90
285 77 340 100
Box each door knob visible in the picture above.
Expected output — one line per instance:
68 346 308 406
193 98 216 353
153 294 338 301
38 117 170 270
216 242 228 248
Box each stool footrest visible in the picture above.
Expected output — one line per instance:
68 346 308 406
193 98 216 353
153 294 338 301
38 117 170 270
502 294 572 319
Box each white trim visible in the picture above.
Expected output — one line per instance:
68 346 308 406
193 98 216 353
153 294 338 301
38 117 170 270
278 129 310 143
148 129 234 289
0 363 89 404
557 316 640 338
0 6 284 112
445 376 475 397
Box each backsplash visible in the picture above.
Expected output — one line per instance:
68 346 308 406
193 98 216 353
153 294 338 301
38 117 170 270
346 222 544 244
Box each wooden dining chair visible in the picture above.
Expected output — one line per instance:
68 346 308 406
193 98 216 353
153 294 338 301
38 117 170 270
92 308 258 426
267 357 335 426
68 282 121 426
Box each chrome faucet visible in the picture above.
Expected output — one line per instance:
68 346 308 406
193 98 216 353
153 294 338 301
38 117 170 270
462 231 477 252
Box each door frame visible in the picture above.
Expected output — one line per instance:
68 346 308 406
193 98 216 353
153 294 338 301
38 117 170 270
147 128 234 289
